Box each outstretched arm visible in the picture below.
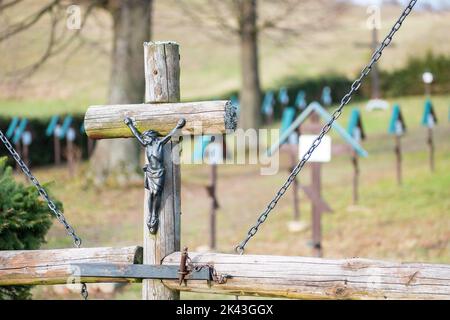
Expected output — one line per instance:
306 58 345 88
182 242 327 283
161 118 186 145
124 117 146 146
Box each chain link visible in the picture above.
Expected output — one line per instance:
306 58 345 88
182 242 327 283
0 129 88 299
187 258 229 284
235 0 418 254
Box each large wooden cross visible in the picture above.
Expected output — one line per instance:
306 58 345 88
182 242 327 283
0 41 449 300
85 41 236 300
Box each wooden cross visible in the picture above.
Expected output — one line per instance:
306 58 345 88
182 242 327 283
84 41 236 300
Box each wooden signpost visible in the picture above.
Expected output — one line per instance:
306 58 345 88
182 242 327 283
299 114 332 257
278 87 289 110
21 129 32 167
279 106 301 222
1 42 449 301
347 108 366 203
66 126 76 177
12 118 28 169
261 91 275 124
321 86 332 107
269 102 368 257
204 138 224 250
192 134 227 251
80 123 95 158
422 99 438 172
6 117 19 168
389 104 407 185
46 115 61 165
295 90 307 111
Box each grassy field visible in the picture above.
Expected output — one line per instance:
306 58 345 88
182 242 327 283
1 1 449 300
1 2 450 108
18 94 449 299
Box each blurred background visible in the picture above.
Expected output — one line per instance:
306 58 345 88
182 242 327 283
0 0 449 299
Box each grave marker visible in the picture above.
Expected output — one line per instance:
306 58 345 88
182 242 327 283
46 115 61 165
21 130 32 167
261 91 275 124
268 102 368 256
347 108 366 203
83 41 237 299
13 118 28 170
295 90 307 111
321 86 332 107
278 87 289 107
280 106 300 221
389 104 406 185
422 99 438 172
66 127 77 176
6 117 19 139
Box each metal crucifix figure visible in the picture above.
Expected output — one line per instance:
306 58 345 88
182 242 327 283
124 117 186 234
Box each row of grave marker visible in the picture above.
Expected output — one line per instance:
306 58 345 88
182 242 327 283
3 115 94 173
231 86 333 124
195 97 443 255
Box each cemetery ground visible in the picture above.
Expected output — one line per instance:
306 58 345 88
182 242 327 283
11 94 448 300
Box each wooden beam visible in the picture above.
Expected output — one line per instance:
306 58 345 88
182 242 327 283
84 100 237 139
142 41 180 300
161 252 450 300
0 246 142 286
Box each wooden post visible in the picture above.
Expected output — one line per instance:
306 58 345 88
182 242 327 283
311 162 322 258
209 163 218 250
142 41 181 300
395 134 402 185
289 147 300 220
22 143 29 166
15 140 21 171
66 127 76 177
87 138 94 157
54 128 61 165
352 151 359 204
427 127 434 172
67 138 74 176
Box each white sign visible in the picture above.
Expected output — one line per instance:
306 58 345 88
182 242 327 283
67 128 76 141
204 142 223 165
427 113 435 128
352 127 362 142
54 125 62 138
288 132 298 145
22 131 32 146
395 120 404 135
422 72 434 84
299 135 332 163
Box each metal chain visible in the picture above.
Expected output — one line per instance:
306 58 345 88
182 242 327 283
0 129 88 299
187 258 229 284
235 0 418 254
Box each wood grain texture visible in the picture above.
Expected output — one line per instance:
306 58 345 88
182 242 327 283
162 252 450 300
142 41 180 300
84 100 236 139
144 41 180 103
0 247 142 286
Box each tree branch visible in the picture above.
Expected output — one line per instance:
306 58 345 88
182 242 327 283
0 0 61 42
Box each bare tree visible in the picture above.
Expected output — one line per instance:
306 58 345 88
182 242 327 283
0 0 153 184
178 0 344 130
